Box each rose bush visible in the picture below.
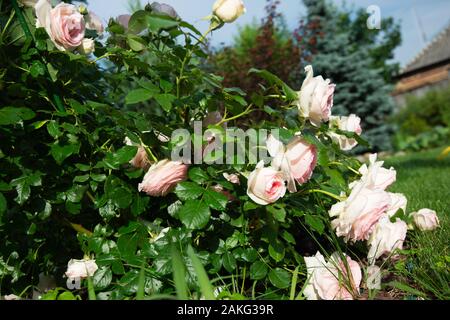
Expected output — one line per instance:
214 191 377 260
0 1 440 300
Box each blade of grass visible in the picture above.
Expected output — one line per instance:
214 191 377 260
136 260 146 300
171 245 189 300
187 245 215 300
289 266 299 300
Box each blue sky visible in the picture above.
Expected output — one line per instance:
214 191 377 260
85 0 450 67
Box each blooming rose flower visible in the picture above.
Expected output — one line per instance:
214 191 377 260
385 193 407 217
78 38 95 55
85 11 104 35
213 0 246 23
35 0 86 51
247 161 286 205
117 14 131 29
138 159 188 197
328 114 362 151
304 252 362 300
267 135 317 193
329 185 391 242
410 208 440 231
223 173 240 184
65 259 98 280
297 65 336 127
350 154 396 191
124 137 151 170
150 2 179 19
367 217 407 263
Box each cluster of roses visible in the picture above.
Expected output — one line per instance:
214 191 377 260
20 0 104 54
303 154 440 300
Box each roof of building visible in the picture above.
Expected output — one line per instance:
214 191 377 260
401 23 450 75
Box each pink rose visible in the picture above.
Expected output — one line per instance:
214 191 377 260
35 0 86 51
247 161 286 205
351 154 396 191
329 114 362 151
330 184 391 242
267 135 317 193
138 159 188 197
223 173 240 185
304 252 362 300
297 65 336 127
410 208 440 231
124 137 151 170
367 217 407 263
117 14 131 29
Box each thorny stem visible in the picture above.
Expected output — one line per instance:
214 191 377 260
215 104 255 126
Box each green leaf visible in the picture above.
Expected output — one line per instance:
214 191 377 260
93 267 112 290
222 251 236 272
267 205 286 222
99 201 116 220
305 214 325 234
131 195 149 216
66 185 87 203
127 34 146 51
188 167 209 184
46 63 58 82
57 291 77 300
50 142 80 164
125 89 154 105
155 93 176 112
117 233 138 257
269 240 285 262
203 188 228 211
178 200 210 230
268 268 290 289
248 68 297 100
387 281 427 298
30 60 46 78
111 187 132 209
10 172 42 205
0 107 36 125
174 182 204 201
73 174 90 183
243 201 259 211
0 193 7 217
147 14 180 33
250 261 268 280
104 146 138 168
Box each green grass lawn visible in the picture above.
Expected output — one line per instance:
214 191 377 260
383 147 449 299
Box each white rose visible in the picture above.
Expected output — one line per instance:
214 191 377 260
65 258 98 279
386 193 407 217
367 217 407 263
350 154 396 191
328 114 362 151
297 65 336 127
213 0 246 23
247 161 286 205
78 38 95 55
223 172 240 184
410 208 440 231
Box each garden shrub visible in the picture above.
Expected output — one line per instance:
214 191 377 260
0 0 440 300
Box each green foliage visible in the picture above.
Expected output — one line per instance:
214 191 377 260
392 86 450 151
0 1 372 300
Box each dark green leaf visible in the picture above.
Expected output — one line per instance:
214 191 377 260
178 200 210 230
125 89 154 105
222 251 236 272
93 267 112 290
0 107 36 125
188 167 209 184
174 182 204 201
268 268 290 289
203 188 228 211
269 240 285 262
250 261 268 280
